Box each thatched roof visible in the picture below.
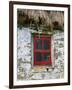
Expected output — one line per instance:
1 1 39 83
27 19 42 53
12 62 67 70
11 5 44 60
50 11 64 27
17 9 64 31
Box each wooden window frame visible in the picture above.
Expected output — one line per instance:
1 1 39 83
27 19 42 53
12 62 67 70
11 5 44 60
33 36 52 66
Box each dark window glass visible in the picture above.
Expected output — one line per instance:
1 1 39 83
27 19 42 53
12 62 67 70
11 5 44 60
43 40 50 50
43 40 48 49
43 53 50 61
36 40 42 49
36 52 42 62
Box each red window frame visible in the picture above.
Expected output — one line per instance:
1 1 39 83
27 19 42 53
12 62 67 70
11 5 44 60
33 36 52 66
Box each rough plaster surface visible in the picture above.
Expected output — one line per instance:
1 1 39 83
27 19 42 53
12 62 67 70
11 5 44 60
17 28 64 80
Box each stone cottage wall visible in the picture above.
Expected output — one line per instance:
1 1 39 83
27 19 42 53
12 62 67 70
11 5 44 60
17 28 64 80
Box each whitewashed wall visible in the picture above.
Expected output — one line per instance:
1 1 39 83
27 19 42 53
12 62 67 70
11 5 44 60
17 28 64 80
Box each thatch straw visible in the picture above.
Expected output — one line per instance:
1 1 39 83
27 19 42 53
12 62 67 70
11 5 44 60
50 11 64 27
17 9 64 31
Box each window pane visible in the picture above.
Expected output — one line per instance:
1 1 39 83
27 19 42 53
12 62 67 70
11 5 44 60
43 53 50 61
36 40 42 49
43 40 50 50
36 52 42 62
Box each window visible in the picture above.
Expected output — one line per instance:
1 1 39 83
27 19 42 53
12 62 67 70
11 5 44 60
33 36 52 66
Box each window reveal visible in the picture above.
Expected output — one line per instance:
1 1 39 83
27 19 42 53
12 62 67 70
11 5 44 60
33 36 52 65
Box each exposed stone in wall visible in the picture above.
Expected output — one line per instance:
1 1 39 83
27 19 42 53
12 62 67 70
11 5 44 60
17 28 64 80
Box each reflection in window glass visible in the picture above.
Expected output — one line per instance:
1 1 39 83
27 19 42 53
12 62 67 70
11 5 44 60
36 52 42 62
43 40 50 50
43 53 50 61
36 40 42 49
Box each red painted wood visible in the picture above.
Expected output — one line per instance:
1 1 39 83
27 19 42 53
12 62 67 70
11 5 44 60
34 50 51 53
33 36 52 66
